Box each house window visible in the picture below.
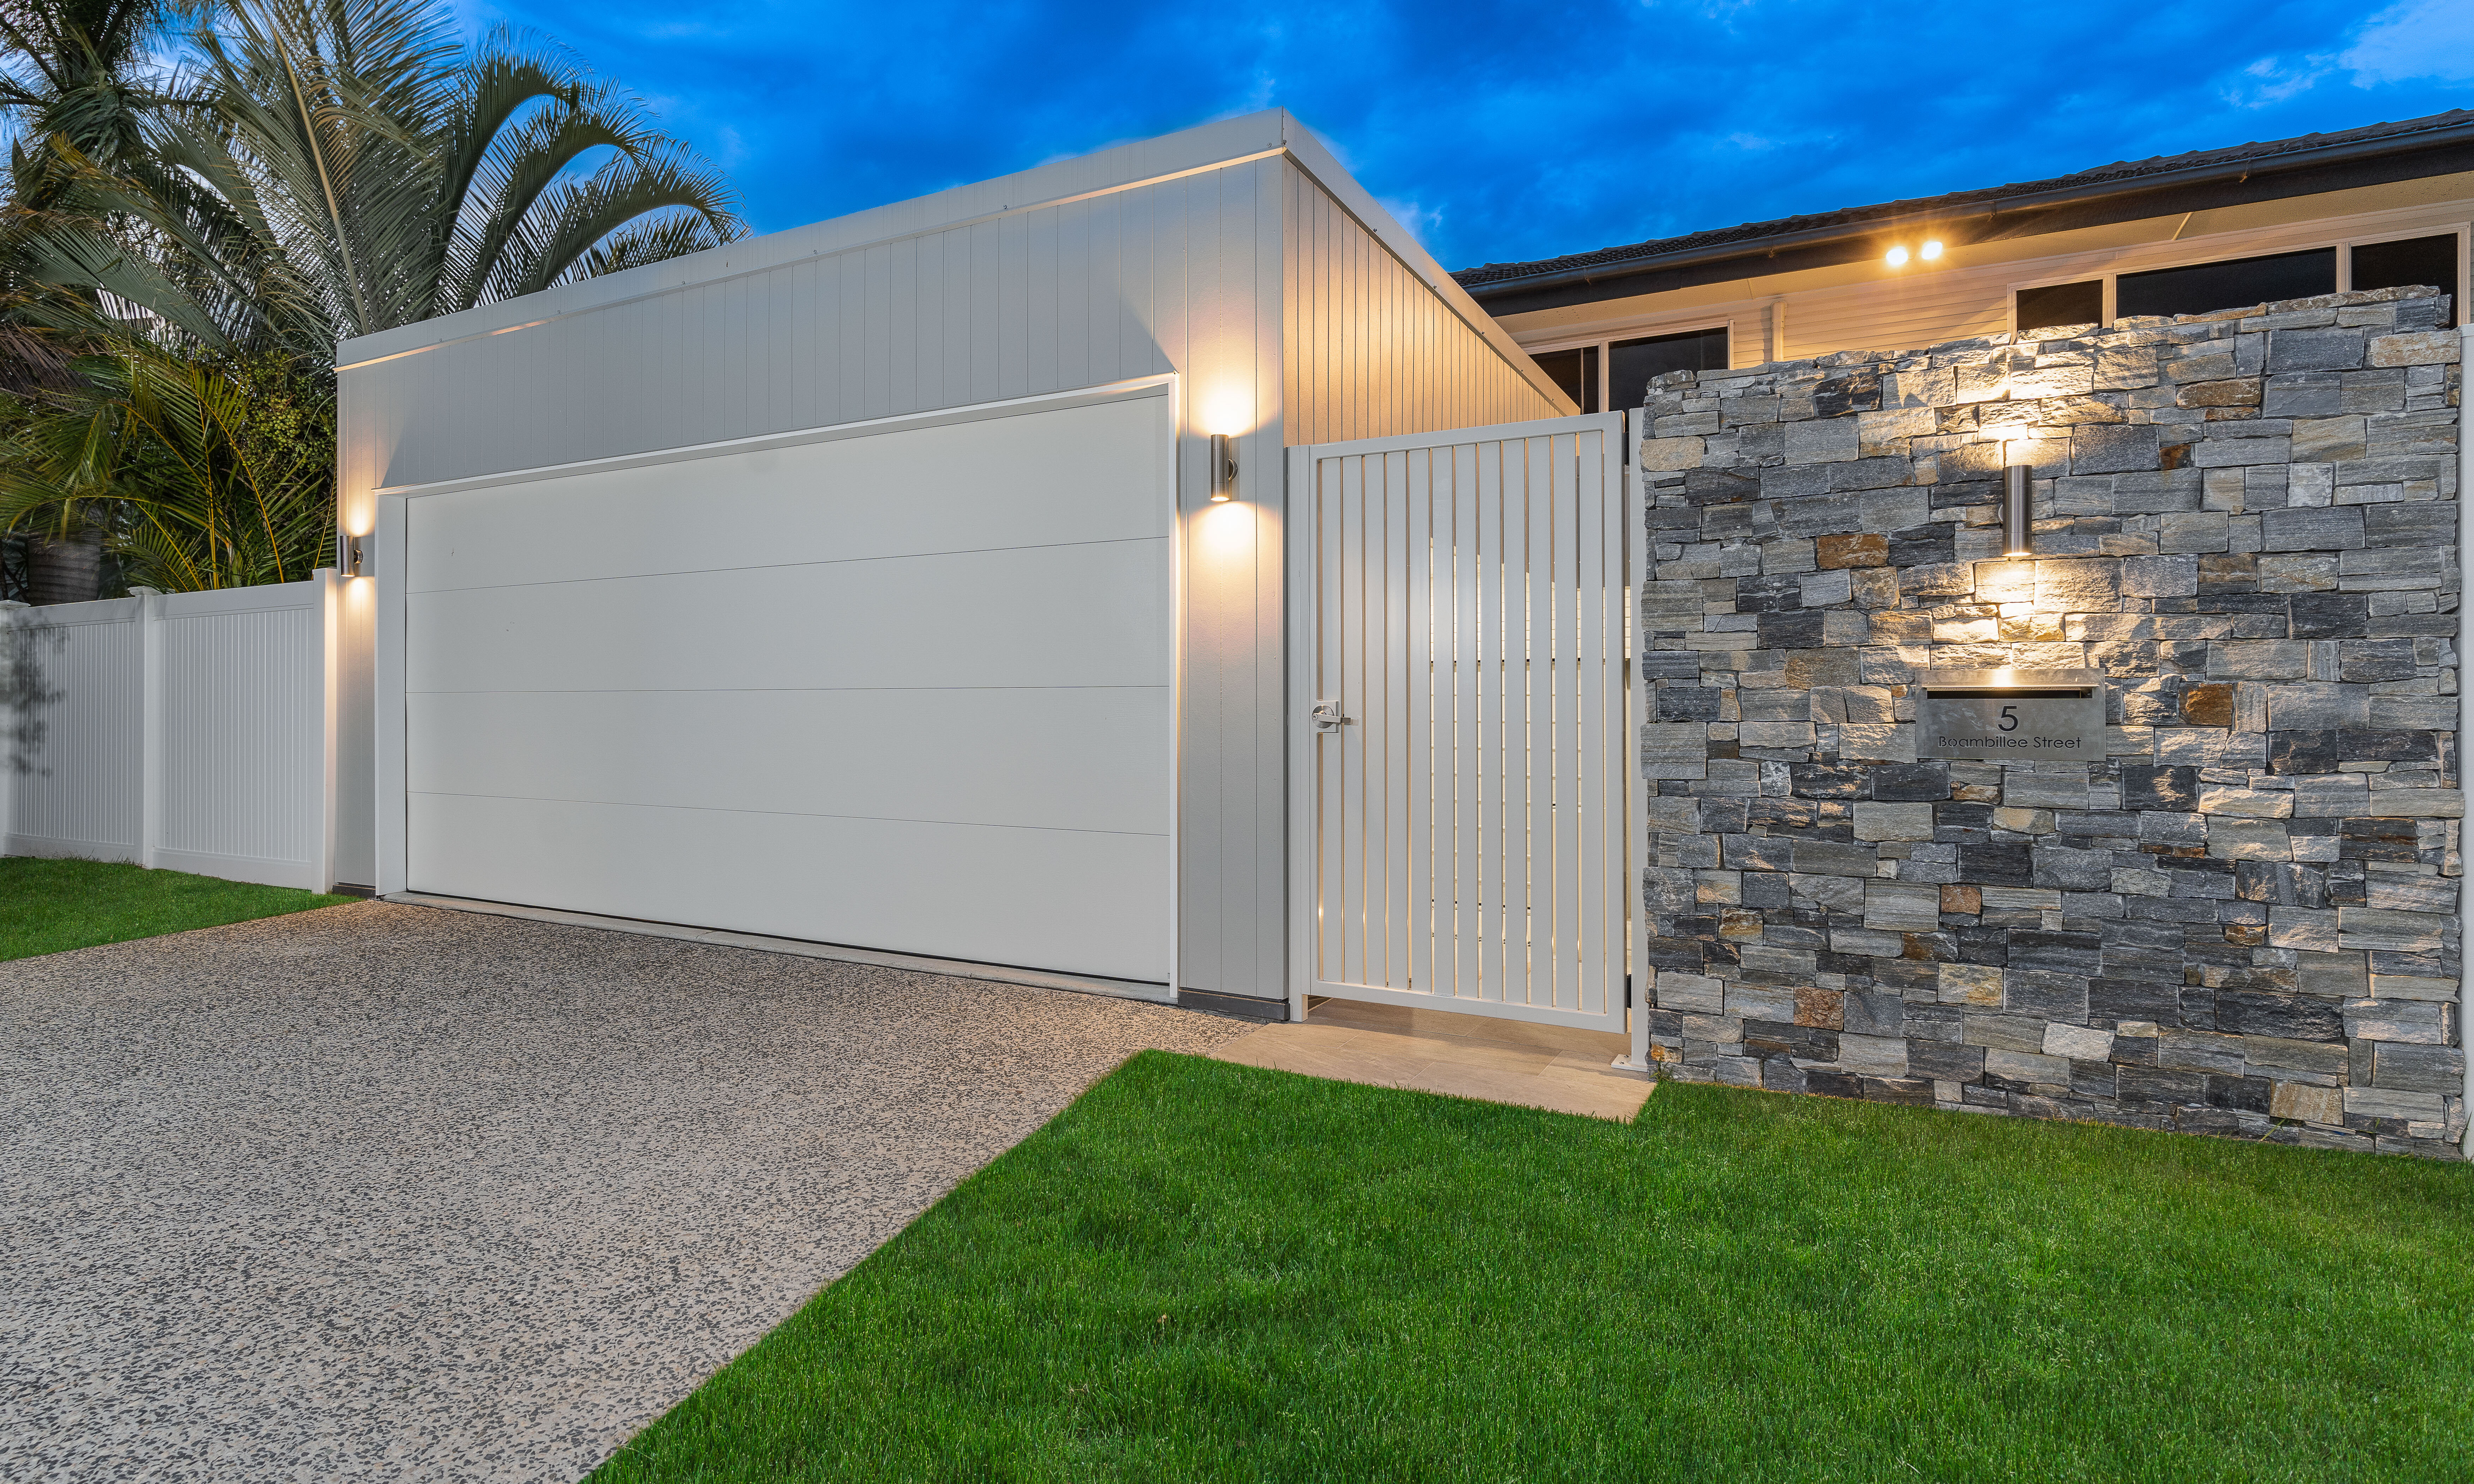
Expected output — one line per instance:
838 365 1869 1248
1531 346 1599 413
1609 326 1728 412
2115 247 2336 321
2351 233 2460 327
2015 280 2103 335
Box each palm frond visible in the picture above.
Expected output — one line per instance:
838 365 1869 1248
0 0 741 594
491 137 741 302
556 210 731 284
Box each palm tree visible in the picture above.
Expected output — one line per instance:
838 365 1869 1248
45 0 745 348
0 0 195 599
3 0 744 596
0 344 333 592
0 0 191 208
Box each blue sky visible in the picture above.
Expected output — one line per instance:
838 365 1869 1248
452 0 2474 272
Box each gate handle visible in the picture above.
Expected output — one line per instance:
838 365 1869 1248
1311 699 1350 734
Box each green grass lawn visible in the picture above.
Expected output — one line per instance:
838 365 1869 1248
0 856 354 962
595 1051 2471 1483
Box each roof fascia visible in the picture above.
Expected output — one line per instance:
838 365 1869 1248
1466 118 2474 307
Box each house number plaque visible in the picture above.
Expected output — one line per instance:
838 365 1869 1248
1917 669 2106 762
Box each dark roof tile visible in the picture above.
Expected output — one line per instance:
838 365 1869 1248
1454 110 2474 290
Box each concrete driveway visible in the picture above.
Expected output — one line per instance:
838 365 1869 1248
0 902 1249 1483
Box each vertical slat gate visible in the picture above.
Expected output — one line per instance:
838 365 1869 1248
1302 413 1629 1031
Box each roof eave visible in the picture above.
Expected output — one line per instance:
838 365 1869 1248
1462 117 2474 302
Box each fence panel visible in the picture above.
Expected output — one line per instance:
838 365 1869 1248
3 575 337 891
4 597 143 860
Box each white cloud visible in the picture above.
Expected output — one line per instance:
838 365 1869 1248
2221 0 2474 109
2343 0 2474 84
2221 54 2334 108
1378 196 1444 247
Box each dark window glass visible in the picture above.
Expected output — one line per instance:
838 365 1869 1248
2015 280 2103 334
2350 233 2459 327
1609 326 1727 411
2115 248 2336 321
1531 346 1598 413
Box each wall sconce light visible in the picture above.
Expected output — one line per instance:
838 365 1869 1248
1208 433 1237 503
2002 464 2033 558
1920 239 1944 261
342 531 366 576
1885 244 1910 268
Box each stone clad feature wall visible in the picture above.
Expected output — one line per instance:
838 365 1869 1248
1633 286 2466 1158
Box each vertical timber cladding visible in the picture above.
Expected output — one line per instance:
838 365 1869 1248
1635 286 2467 1158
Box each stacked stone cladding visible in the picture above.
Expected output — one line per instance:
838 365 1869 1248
1634 285 2466 1158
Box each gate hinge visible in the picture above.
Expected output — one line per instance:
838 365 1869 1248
1620 410 1631 466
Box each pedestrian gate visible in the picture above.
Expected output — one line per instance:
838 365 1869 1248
1286 413 1631 1030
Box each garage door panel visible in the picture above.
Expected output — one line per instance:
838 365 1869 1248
408 687 1169 835
402 387 1174 983
407 792 1169 983
408 396 1169 595
407 538 1169 695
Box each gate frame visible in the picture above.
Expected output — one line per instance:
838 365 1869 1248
1283 410 1636 1030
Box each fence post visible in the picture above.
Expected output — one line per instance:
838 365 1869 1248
134 587 162 870
316 568 341 893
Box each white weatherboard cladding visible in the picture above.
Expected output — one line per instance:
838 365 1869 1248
1775 203 2473 359
400 390 1175 983
1513 196 2474 373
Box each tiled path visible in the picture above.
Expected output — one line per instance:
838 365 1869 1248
0 902 1249 1483
1211 997 1655 1120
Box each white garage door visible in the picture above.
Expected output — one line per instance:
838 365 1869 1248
399 385 1175 984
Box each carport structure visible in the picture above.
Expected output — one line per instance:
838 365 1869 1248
335 110 1631 1027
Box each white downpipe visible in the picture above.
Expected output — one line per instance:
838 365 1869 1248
2460 321 2472 1158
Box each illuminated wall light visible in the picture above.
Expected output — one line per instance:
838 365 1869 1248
340 530 366 576
1921 239 1944 261
1200 497 1254 555
1884 245 1910 268
1208 433 1238 503
2002 464 2034 558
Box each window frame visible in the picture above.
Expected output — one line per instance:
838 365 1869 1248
1523 318 1737 412
2009 225 2469 335
1525 343 1601 413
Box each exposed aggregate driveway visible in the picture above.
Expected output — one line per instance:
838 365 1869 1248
0 901 1250 1483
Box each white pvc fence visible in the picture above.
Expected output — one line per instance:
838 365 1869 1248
3 575 340 891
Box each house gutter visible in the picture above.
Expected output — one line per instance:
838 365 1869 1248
1463 119 2474 301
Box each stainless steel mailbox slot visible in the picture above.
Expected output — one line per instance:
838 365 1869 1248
1917 668 2105 762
